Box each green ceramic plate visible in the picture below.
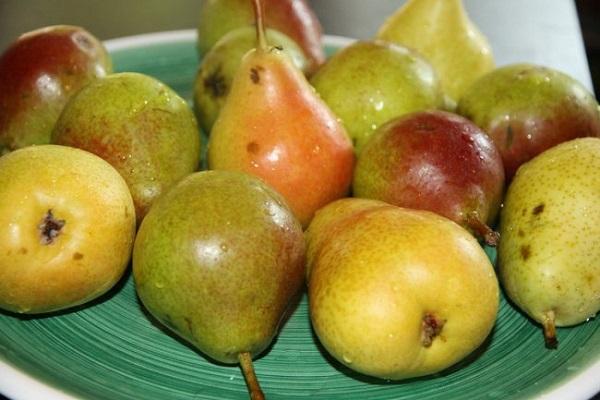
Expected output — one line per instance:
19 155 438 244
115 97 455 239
1 30 599 400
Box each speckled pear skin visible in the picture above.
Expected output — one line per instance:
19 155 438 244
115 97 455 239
304 197 391 281
377 0 495 104
457 63 600 181
132 170 305 364
498 137 600 328
310 40 444 153
308 204 499 380
52 72 201 224
197 0 324 74
352 110 505 243
207 45 354 227
0 25 111 154
193 26 308 133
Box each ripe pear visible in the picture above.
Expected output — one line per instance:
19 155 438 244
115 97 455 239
0 25 111 154
377 0 495 105
498 137 600 348
52 72 201 224
310 40 445 153
197 0 325 74
308 202 499 380
457 63 600 180
133 170 305 399
305 197 390 281
208 0 354 227
0 145 135 314
353 110 505 246
193 26 308 133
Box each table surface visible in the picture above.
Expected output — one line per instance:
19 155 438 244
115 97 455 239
0 1 597 399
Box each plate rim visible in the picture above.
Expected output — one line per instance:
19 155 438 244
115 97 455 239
1 28 599 400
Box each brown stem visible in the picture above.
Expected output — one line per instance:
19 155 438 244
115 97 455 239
542 310 558 349
238 352 265 400
464 211 499 247
251 0 268 51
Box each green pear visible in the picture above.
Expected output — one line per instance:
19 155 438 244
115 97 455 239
308 199 499 380
193 26 308 133
310 40 444 153
52 72 201 224
133 170 305 399
377 0 495 105
498 137 600 348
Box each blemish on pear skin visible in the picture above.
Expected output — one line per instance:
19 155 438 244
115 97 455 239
184 316 194 334
19 247 28 255
520 244 531 260
204 67 227 99
532 203 545 215
250 66 264 84
247 141 260 154
517 229 525 237
73 252 84 260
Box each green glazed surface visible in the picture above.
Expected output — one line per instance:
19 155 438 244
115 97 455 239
0 34 598 400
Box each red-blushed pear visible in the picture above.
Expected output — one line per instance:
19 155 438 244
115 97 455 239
457 63 600 180
0 25 111 154
0 145 135 314
353 110 505 246
197 0 325 75
307 203 499 380
207 0 354 227
52 72 201 225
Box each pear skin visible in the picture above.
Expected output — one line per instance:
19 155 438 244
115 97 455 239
194 26 308 133
207 10 354 227
498 137 600 348
308 202 499 380
310 40 445 153
377 0 494 104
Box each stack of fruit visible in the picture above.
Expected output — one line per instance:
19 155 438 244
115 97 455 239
0 0 599 398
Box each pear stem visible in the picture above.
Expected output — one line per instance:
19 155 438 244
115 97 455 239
238 352 265 400
542 310 558 349
251 0 268 51
464 211 499 247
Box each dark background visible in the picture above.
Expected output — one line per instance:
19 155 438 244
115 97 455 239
576 0 600 95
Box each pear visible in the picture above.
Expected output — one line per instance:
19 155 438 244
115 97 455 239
208 0 354 227
0 25 111 153
310 40 445 153
353 110 505 246
52 72 201 224
377 0 495 105
197 0 325 74
0 145 135 314
193 26 308 133
133 170 305 399
308 201 499 380
457 63 600 180
305 197 390 281
498 137 600 348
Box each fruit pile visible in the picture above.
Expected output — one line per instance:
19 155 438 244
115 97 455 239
0 0 599 399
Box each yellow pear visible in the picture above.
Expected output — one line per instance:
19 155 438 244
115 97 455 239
308 200 499 380
377 0 495 104
498 137 600 348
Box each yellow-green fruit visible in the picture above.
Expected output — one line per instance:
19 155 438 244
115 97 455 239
0 145 136 314
498 137 600 347
310 40 444 153
308 203 499 380
377 0 494 104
